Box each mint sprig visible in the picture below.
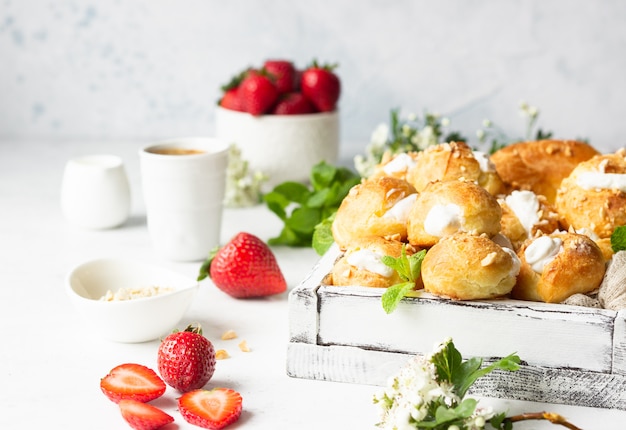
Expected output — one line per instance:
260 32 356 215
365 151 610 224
264 161 361 253
381 248 426 314
611 225 626 253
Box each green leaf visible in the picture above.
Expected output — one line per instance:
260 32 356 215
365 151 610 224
381 282 415 314
286 206 322 235
267 226 307 247
307 188 332 209
455 352 520 398
434 398 477 422
264 160 360 249
489 412 511 430
197 246 220 281
381 248 426 282
263 190 292 219
611 225 626 252
428 339 520 398
310 161 339 189
312 215 336 256
430 339 464 386
379 248 426 314
271 181 311 204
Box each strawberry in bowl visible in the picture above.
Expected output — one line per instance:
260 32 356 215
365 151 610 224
215 58 341 189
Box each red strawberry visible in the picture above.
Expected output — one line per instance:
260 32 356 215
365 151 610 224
263 59 297 94
218 70 246 111
157 324 216 393
219 87 242 111
238 69 279 115
301 60 341 112
197 232 287 298
118 399 174 430
100 363 166 404
271 92 316 115
178 388 243 430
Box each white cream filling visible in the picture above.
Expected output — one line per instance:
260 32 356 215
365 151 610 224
576 172 626 191
423 203 464 237
383 193 417 222
502 247 521 277
524 236 563 274
472 150 496 173
505 190 540 234
383 153 417 175
346 249 394 278
574 227 600 241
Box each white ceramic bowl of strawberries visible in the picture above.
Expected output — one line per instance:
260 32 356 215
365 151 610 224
215 59 341 189
66 258 199 343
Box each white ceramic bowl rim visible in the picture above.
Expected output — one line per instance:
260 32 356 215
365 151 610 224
66 258 198 303
216 106 339 121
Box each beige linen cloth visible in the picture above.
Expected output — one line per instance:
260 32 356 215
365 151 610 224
564 251 626 310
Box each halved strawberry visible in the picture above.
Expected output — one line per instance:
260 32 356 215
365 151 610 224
119 399 174 430
179 388 243 430
100 363 166 404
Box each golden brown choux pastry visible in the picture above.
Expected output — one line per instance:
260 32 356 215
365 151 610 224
368 151 419 182
330 237 421 288
498 190 561 250
406 179 502 248
421 233 520 300
490 139 599 204
332 176 417 250
511 232 606 303
405 141 506 195
555 149 626 240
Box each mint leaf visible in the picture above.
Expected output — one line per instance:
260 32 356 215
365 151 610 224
380 248 426 314
312 214 335 256
265 161 360 250
611 225 626 252
382 282 415 314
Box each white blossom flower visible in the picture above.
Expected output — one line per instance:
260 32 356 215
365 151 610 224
371 123 390 145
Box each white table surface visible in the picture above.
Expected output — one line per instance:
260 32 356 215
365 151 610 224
1 140 624 429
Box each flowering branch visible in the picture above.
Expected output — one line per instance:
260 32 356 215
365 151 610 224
374 338 581 429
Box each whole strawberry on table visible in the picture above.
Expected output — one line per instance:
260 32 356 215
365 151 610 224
198 232 287 298
218 58 341 116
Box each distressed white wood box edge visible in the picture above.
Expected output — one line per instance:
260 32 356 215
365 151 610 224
286 244 626 410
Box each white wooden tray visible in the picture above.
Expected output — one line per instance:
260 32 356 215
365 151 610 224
286 244 626 410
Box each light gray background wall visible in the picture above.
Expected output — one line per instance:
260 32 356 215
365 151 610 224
2 0 626 157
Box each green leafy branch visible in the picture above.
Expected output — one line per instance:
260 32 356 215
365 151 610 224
380 247 426 314
263 161 360 253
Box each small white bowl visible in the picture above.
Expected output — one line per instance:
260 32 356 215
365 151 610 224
215 106 339 189
66 258 199 343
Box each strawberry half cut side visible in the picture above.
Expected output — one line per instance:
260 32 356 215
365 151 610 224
119 399 174 430
100 363 166 404
178 388 243 430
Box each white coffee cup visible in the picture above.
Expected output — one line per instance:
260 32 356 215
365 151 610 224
139 137 229 261
61 154 131 230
